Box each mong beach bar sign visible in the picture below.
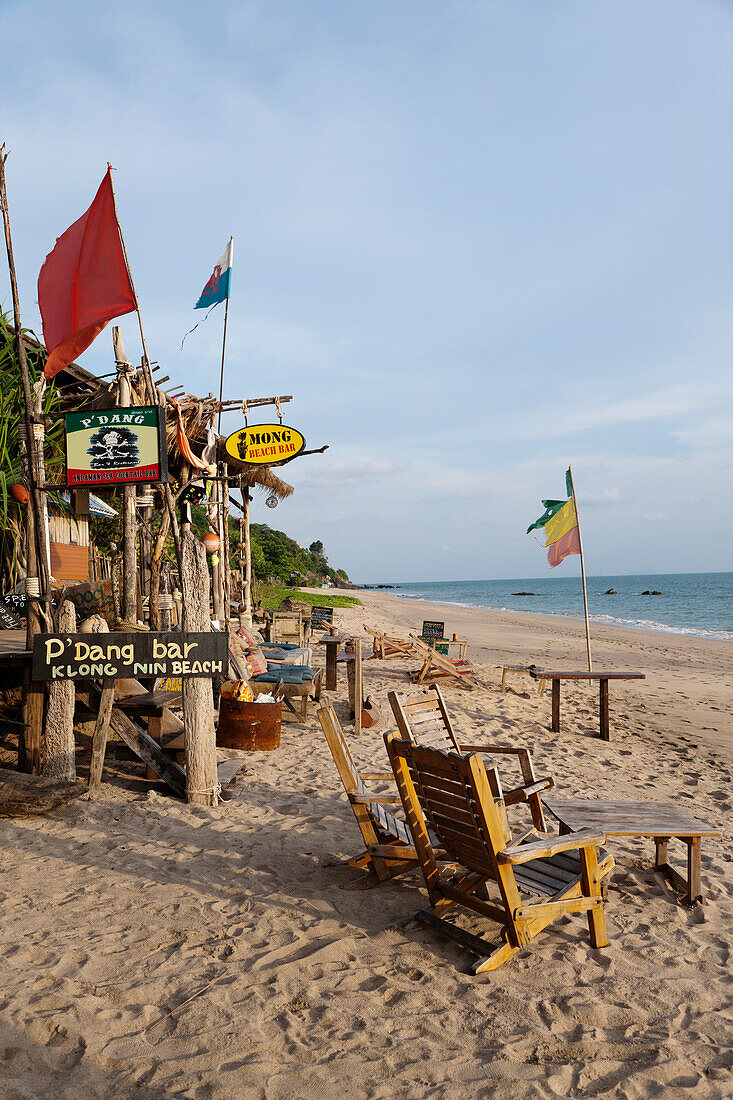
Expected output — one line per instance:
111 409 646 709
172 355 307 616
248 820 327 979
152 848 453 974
33 631 228 681
65 406 168 486
225 423 305 465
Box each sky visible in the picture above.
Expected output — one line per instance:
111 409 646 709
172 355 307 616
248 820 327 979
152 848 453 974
2 0 732 582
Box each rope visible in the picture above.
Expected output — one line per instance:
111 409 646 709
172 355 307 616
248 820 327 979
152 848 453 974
187 781 223 800
241 400 248 424
275 397 282 423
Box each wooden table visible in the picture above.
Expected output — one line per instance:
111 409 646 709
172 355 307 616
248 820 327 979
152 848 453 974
544 798 721 906
316 633 351 691
530 669 645 741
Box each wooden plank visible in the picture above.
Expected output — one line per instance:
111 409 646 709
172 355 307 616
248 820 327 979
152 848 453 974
415 910 501 959
532 671 645 681
88 678 116 792
551 679 560 732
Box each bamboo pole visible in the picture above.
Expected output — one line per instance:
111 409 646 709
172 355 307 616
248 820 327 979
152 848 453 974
0 145 51 773
568 465 592 672
107 168 184 602
113 328 138 624
216 248 232 434
242 483 252 616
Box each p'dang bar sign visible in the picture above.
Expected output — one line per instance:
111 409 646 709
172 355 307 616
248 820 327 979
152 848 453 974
65 406 168 486
33 631 228 681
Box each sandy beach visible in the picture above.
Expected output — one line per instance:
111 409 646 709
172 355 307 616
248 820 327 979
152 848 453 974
1 593 731 1098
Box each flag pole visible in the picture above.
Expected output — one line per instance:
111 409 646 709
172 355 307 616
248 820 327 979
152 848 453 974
106 166 184 585
216 238 232 434
568 465 592 672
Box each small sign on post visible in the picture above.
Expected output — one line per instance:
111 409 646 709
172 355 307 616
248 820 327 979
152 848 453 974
65 406 168 487
224 423 305 466
33 631 228 681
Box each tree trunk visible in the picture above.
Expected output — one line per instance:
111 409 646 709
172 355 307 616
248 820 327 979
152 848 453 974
180 531 218 807
42 596 77 779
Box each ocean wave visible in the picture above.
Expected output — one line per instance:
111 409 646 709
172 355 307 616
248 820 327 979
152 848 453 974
388 592 733 640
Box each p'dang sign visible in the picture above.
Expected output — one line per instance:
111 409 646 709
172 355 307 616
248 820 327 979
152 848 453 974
65 406 168 486
33 631 228 681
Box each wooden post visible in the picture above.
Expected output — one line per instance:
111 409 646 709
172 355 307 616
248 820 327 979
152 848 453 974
568 465 593 673
354 639 362 736
0 145 51 773
180 531 218 806
113 329 138 625
42 596 77 779
599 678 610 742
221 468 231 626
242 484 252 615
88 678 115 792
551 679 561 733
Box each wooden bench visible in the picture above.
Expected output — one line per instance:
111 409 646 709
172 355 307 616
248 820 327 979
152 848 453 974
501 665 547 696
530 669 645 741
252 668 323 721
544 798 721 906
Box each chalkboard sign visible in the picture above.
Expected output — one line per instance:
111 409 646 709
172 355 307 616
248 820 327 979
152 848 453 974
33 631 228 682
0 600 22 630
1 593 27 629
311 605 334 629
421 620 445 640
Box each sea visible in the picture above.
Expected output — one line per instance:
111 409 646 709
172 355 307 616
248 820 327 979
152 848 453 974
386 573 733 642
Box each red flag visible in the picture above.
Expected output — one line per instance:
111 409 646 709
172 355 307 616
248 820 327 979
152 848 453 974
38 168 136 379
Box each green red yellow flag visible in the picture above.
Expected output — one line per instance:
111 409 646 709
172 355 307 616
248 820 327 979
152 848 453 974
527 469 580 568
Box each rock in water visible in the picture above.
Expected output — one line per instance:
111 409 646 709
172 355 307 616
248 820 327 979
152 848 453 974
605 589 617 594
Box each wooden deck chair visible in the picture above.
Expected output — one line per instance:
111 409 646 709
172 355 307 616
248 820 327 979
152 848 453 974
388 685 554 831
410 634 479 689
385 733 614 974
317 704 423 885
364 625 414 659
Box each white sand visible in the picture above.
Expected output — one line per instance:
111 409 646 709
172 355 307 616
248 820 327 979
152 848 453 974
0 592 731 1098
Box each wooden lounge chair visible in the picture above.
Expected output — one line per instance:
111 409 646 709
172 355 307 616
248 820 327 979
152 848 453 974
388 685 554 831
317 704 423 885
364 625 414 660
410 634 480 689
385 733 614 973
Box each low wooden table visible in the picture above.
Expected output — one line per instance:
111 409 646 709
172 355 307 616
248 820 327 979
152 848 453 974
530 669 645 741
544 798 720 905
501 665 547 696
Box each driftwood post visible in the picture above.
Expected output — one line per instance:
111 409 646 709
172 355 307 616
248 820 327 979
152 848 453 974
181 531 218 806
113 328 138 624
242 482 252 615
42 596 77 779
0 146 51 773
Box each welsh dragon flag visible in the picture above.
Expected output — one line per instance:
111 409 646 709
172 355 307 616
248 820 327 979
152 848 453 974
195 238 233 309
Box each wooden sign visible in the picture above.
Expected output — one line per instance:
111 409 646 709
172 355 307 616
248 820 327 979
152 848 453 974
66 578 116 625
33 631 228 682
65 406 168 487
224 423 305 466
421 620 445 641
311 605 334 628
